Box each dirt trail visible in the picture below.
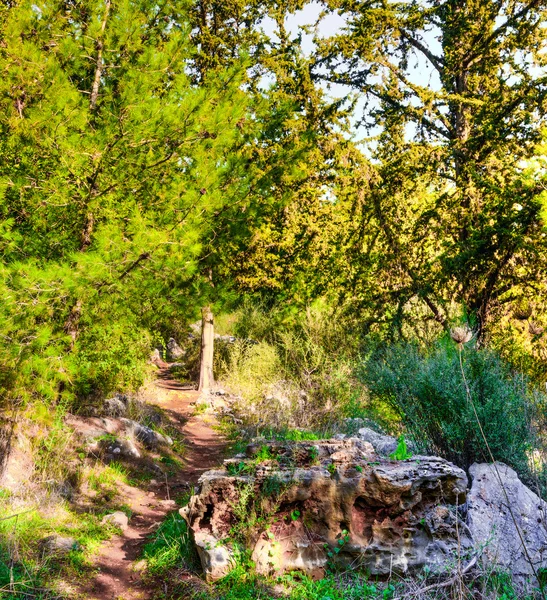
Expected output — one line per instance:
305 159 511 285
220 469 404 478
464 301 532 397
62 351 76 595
79 369 227 600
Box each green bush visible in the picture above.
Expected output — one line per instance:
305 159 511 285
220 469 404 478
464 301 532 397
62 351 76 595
73 320 152 404
218 302 368 431
361 340 539 482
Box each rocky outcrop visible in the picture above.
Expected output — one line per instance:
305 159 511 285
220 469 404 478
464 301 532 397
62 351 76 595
356 427 417 457
468 462 547 580
180 438 470 581
357 427 398 456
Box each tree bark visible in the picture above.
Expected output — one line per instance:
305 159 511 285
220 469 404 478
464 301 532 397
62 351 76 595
198 306 214 394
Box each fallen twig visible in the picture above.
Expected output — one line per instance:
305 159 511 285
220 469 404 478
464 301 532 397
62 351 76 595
0 508 35 523
392 556 478 599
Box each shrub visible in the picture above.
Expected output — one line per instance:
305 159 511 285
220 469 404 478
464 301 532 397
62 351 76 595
361 340 539 482
218 303 368 431
72 320 152 405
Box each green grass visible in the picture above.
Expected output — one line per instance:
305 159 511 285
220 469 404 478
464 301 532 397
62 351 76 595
0 453 133 598
0 501 117 598
193 402 210 415
189 568 385 600
142 511 199 576
182 567 536 600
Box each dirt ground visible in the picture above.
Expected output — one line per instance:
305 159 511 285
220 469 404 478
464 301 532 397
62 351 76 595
78 368 227 600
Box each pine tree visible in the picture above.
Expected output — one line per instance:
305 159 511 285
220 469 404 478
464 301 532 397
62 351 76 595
315 0 547 341
0 0 256 405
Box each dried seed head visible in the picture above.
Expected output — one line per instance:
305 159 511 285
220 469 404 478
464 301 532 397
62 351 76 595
450 325 473 345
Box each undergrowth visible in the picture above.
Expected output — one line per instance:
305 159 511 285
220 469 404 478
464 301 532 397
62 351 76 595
216 303 372 432
142 511 200 577
0 500 118 599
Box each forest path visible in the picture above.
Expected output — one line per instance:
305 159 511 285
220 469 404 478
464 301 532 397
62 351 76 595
78 368 227 600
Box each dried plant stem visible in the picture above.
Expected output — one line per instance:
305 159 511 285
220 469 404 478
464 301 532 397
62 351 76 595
392 557 477 599
0 509 35 522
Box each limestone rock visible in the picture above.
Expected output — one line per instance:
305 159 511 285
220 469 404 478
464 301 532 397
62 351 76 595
357 427 399 455
181 439 469 581
101 511 129 531
104 395 128 417
468 462 547 580
357 427 416 457
105 437 141 459
166 337 184 361
40 535 81 557
193 531 233 580
150 348 167 367
120 418 173 449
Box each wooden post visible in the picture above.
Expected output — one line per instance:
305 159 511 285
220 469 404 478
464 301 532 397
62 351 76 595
198 306 214 394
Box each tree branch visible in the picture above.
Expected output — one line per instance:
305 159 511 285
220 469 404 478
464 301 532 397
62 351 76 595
400 30 444 74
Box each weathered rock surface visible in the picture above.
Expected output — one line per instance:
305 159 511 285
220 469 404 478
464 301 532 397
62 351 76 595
101 511 129 531
166 337 184 361
357 427 399 456
120 418 173 449
180 439 470 581
104 394 128 417
468 462 547 580
40 535 81 557
357 427 416 457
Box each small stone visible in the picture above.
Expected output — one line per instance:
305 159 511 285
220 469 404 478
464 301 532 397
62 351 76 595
101 511 129 531
120 418 172 449
40 535 81 557
104 395 128 417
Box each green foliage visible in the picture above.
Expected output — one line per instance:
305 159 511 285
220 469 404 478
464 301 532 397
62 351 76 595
261 475 285 498
260 428 322 442
226 461 250 476
325 529 350 564
314 0 547 344
219 304 368 431
0 0 306 411
289 509 300 522
142 512 199 576
362 340 538 481
308 446 319 465
74 321 153 400
198 569 381 600
389 436 412 461
0 500 114 598
255 445 274 462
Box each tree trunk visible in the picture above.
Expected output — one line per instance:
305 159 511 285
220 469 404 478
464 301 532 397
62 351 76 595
198 306 214 394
